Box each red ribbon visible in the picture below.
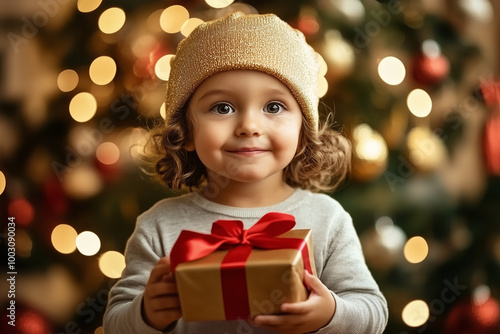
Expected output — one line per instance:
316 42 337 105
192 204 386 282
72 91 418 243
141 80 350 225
170 212 312 320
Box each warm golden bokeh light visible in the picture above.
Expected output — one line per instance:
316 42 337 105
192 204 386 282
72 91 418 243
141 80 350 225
404 236 429 263
318 76 329 98
353 124 388 162
160 102 166 119
180 18 204 37
96 142 120 165
154 54 175 81
76 231 101 256
69 92 97 123
402 300 430 327
318 53 328 77
77 0 102 13
0 170 6 195
57 69 79 92
407 89 432 117
99 251 126 278
205 0 235 9
378 56 406 85
51 224 78 254
160 5 189 34
62 165 103 199
89 56 117 85
98 7 126 34
407 126 446 172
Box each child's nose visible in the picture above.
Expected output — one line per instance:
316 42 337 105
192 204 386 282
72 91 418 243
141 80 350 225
235 110 262 137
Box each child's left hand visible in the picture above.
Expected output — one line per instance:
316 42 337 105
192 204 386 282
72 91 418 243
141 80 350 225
252 271 336 334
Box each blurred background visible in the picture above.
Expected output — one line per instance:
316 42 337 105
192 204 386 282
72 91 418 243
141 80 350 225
1 0 499 333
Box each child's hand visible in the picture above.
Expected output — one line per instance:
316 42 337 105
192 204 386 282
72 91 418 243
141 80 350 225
142 257 181 330
253 271 336 334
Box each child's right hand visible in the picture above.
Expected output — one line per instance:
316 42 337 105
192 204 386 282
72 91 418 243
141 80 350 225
142 257 182 330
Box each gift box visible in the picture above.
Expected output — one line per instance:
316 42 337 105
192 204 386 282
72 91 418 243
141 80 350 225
170 212 316 322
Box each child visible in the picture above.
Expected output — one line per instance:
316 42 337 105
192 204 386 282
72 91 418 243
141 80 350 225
104 12 388 334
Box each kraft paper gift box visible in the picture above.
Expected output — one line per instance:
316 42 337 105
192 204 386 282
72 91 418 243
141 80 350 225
170 212 317 322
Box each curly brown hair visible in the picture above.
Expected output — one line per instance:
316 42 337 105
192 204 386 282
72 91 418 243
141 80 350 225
143 105 351 193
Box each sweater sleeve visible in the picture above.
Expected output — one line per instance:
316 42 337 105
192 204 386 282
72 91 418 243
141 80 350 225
313 201 388 334
103 214 168 334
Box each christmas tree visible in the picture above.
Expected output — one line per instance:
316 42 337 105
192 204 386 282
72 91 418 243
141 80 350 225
1 0 499 333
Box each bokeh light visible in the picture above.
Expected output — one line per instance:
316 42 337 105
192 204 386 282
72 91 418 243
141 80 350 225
0 170 6 195
378 56 406 85
205 0 235 9
407 126 446 172
96 142 120 165
94 326 104 334
8 198 34 226
57 70 79 92
407 89 432 117
404 236 429 263
318 77 329 98
16 229 33 257
51 224 78 254
76 231 101 256
180 18 204 37
402 300 430 327
160 102 166 119
154 54 175 81
77 0 102 13
353 124 388 162
69 92 97 123
160 5 189 34
62 165 103 199
89 56 117 85
98 7 126 34
99 251 126 278
375 216 407 251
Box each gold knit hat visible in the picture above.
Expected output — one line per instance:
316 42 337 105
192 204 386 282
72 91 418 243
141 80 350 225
165 12 321 130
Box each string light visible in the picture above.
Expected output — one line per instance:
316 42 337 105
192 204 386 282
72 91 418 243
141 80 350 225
57 69 79 92
99 251 126 278
180 18 204 37
402 300 430 327
77 0 102 13
407 89 432 117
51 224 78 254
96 142 120 165
160 5 189 34
404 236 429 263
98 7 126 34
0 170 6 195
89 56 117 85
378 56 406 85
205 0 234 9
69 92 97 123
76 231 101 256
154 54 175 81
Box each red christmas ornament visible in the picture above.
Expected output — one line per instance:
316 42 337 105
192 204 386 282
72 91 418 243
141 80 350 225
480 79 500 107
412 52 449 86
483 113 500 175
444 297 500 334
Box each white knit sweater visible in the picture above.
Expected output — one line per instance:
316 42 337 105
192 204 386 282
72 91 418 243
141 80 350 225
104 189 388 333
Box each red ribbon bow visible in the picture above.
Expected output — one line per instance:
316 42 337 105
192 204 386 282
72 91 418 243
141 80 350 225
170 212 312 320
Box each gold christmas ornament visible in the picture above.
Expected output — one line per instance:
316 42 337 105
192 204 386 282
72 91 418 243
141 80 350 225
165 12 322 130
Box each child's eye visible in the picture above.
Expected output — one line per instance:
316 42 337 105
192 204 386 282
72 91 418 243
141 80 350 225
264 102 286 114
210 103 234 114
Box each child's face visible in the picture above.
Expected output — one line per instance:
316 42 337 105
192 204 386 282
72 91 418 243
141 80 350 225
186 70 302 186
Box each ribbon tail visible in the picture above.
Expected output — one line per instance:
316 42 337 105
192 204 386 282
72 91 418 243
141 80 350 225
220 245 253 320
